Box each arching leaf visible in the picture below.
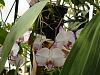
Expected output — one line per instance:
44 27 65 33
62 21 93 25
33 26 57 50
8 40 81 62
0 28 7 45
60 13 100 75
0 0 49 73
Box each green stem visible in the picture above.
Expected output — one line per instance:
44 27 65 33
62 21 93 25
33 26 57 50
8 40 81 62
15 65 19 75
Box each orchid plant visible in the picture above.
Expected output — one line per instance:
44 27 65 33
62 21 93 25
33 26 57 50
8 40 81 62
0 0 100 75
32 26 82 75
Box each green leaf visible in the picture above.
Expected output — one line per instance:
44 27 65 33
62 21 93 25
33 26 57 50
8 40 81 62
78 0 85 4
60 13 100 75
0 0 49 73
68 22 80 31
64 0 69 3
71 0 85 5
0 28 8 45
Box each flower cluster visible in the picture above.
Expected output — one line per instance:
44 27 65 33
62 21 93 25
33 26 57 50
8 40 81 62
32 26 79 69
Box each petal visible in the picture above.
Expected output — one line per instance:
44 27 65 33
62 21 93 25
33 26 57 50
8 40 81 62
53 57 66 67
56 27 68 43
50 48 66 67
53 42 64 49
36 48 50 58
51 48 65 58
33 34 46 50
11 43 19 56
36 55 47 66
26 0 39 6
36 48 50 66
9 55 24 66
76 29 83 38
66 31 75 44
23 31 31 42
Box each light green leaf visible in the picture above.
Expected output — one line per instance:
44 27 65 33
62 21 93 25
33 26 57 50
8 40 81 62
0 28 8 45
0 0 49 73
60 13 100 75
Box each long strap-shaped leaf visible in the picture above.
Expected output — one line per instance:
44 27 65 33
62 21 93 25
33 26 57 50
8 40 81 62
60 13 100 75
0 0 49 73
0 28 7 45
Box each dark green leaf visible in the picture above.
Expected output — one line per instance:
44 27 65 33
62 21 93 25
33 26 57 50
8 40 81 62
64 0 69 3
0 28 7 45
78 0 85 4
71 0 85 5
60 13 100 75
0 0 49 73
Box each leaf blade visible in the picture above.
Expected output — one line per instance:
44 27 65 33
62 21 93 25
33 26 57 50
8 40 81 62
0 28 7 45
60 13 100 75
0 0 49 73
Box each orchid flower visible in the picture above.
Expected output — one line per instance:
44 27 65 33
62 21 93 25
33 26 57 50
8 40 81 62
23 31 32 42
9 54 24 66
33 34 46 51
11 43 19 56
33 26 82 69
9 43 24 66
36 48 66 69
54 26 75 50
32 27 70 68
17 31 31 43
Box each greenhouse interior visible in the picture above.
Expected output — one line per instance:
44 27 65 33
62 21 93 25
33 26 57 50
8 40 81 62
0 0 100 75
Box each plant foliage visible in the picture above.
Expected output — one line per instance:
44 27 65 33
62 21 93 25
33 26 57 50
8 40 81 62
0 0 49 73
0 28 7 45
60 13 100 75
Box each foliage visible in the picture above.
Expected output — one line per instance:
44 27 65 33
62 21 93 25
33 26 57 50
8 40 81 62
0 28 7 45
0 0 100 75
0 0 49 73
60 13 100 75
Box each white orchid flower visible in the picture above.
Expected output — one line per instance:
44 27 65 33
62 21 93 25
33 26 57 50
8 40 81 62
54 26 75 49
33 26 82 69
9 43 24 66
36 48 66 68
11 43 20 56
23 31 32 42
9 54 24 66
33 34 46 50
16 31 31 43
